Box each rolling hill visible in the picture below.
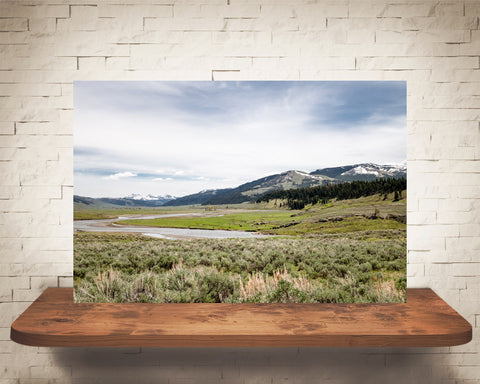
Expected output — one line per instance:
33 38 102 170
163 170 330 206
74 162 407 208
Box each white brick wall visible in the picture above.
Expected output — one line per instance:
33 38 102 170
0 0 479 382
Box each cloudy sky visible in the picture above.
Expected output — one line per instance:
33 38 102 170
74 81 406 198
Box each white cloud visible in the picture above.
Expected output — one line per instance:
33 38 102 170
75 81 406 197
104 171 137 181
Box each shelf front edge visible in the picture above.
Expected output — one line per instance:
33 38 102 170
11 288 472 348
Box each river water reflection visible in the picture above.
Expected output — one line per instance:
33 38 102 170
74 213 271 240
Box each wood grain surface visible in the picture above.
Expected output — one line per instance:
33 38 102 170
10 288 472 347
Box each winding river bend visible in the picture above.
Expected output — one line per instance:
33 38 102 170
74 213 271 240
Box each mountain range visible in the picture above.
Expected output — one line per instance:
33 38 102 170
73 194 175 208
74 163 406 209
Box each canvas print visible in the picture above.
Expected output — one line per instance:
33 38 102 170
74 81 407 303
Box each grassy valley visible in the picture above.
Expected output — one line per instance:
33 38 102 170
74 189 407 304
118 194 406 235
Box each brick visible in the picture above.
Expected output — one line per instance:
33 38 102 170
172 4 201 18
465 2 480 17
356 56 432 70
98 4 172 18
306 3 348 18
22 237 72 252
437 211 477 225
346 29 375 44
380 3 435 17
18 249 72 265
0 301 30 326
0 18 28 32
0 327 10 341
407 263 424 278
439 199 477 213
218 40 299 56
213 30 271 45
259 5 295 19
0 44 32 58
348 2 388 17
0 84 62 97
376 29 471 44
0 277 29 302
458 223 480 237
408 231 446 251
407 211 437 225
0 4 69 18
23 263 72 277
201 4 260 18
30 276 58 290
145 17 225 31
433 56 479 70
224 17 299 32
28 18 57 33
56 42 129 58
447 238 480 253
410 223 460 238
19 186 63 199
58 276 73 288
402 16 478 30
0 56 77 71
0 263 25 277
30 366 72 379
0 122 14 135
297 56 356 70
78 57 106 71
70 5 99 31
106 56 130 71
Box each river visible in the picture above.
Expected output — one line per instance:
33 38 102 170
74 213 271 240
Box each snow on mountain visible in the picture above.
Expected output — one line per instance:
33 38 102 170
125 193 175 201
293 170 324 180
340 163 406 178
341 166 377 176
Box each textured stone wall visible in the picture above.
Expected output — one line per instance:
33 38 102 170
1 0 479 382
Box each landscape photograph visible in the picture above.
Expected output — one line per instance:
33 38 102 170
74 81 407 304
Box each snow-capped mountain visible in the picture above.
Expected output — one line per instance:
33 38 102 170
293 170 324 180
340 163 407 178
125 193 176 201
164 169 329 206
311 162 406 181
74 193 176 208
75 162 406 209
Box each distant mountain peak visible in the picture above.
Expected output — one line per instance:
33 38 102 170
311 162 406 181
74 193 177 209
294 170 324 179
76 162 406 209
340 163 407 177
125 193 176 201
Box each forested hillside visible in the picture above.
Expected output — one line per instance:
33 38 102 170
257 177 406 209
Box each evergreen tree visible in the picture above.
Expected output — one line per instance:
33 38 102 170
257 177 406 210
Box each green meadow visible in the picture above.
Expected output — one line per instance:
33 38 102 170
117 194 406 235
73 206 206 221
74 192 407 304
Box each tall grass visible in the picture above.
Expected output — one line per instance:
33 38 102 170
74 231 406 303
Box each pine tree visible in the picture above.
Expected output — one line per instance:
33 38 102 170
393 191 400 202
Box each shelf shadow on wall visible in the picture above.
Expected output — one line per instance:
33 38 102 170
51 347 444 383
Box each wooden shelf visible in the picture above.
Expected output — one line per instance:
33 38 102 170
11 288 471 348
